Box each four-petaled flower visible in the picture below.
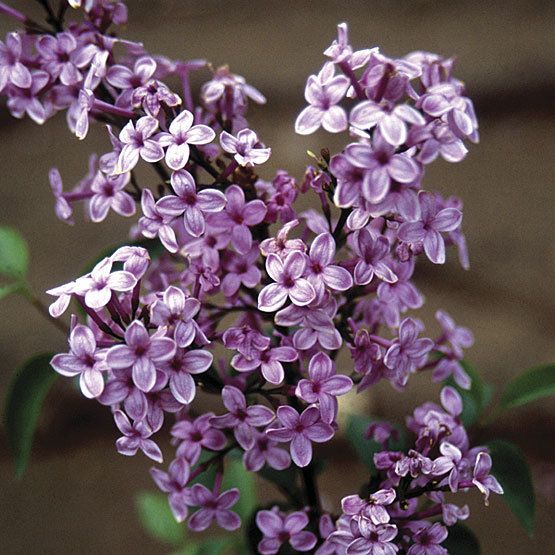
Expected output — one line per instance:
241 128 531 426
157 109 215 170
258 251 316 312
398 191 462 264
114 116 165 174
150 458 192 522
113 409 163 463
352 229 397 286
266 405 334 467
106 320 176 392
210 385 275 449
188 485 241 532
256 508 317 554
220 128 271 166
295 352 353 423
89 170 135 222
295 62 350 135
50 324 107 398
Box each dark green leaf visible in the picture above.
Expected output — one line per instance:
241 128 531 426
442 524 481 555
345 414 405 474
135 491 184 546
258 465 303 502
446 361 493 427
4 353 57 478
486 439 535 536
222 458 256 521
500 364 555 410
0 226 29 279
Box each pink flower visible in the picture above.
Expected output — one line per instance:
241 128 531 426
258 251 316 312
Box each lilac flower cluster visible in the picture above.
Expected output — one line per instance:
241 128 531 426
0 2 501 551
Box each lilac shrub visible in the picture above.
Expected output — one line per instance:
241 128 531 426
0 2 516 553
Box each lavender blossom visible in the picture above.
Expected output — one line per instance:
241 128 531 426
256 508 317 554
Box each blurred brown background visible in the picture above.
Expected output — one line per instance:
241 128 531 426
1 1 554 553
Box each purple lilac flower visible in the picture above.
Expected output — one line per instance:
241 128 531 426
406 521 448 555
77 256 137 309
305 232 353 298
171 413 227 464
106 320 176 392
243 430 291 472
0 32 32 90
6 69 50 124
106 55 157 107
114 116 165 174
256 508 317 554
150 457 192 522
409 120 468 164
350 99 425 146
258 251 316 312
89 170 135 222
188 484 241 531
344 488 396 526
266 405 334 467
472 452 504 504
157 169 226 237
220 128 271 166
157 109 215 170
324 22 374 69
160 347 213 405
232 343 298 384
343 133 420 204
48 168 74 223
295 61 350 135
221 247 261 297
398 191 462 264
36 32 82 86
223 325 271 359
113 409 163 463
150 286 205 348
352 229 397 286
212 184 266 254
201 66 266 107
131 78 181 117
435 310 474 358
296 352 353 423
138 189 179 253
210 385 274 449
331 519 399 555
384 318 434 385
50 324 107 398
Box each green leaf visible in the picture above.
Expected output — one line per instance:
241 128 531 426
0 281 24 301
345 414 406 474
222 457 256 521
0 226 29 279
500 364 555 410
135 491 184 546
4 353 57 478
442 524 481 555
486 439 535 536
446 361 493 427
